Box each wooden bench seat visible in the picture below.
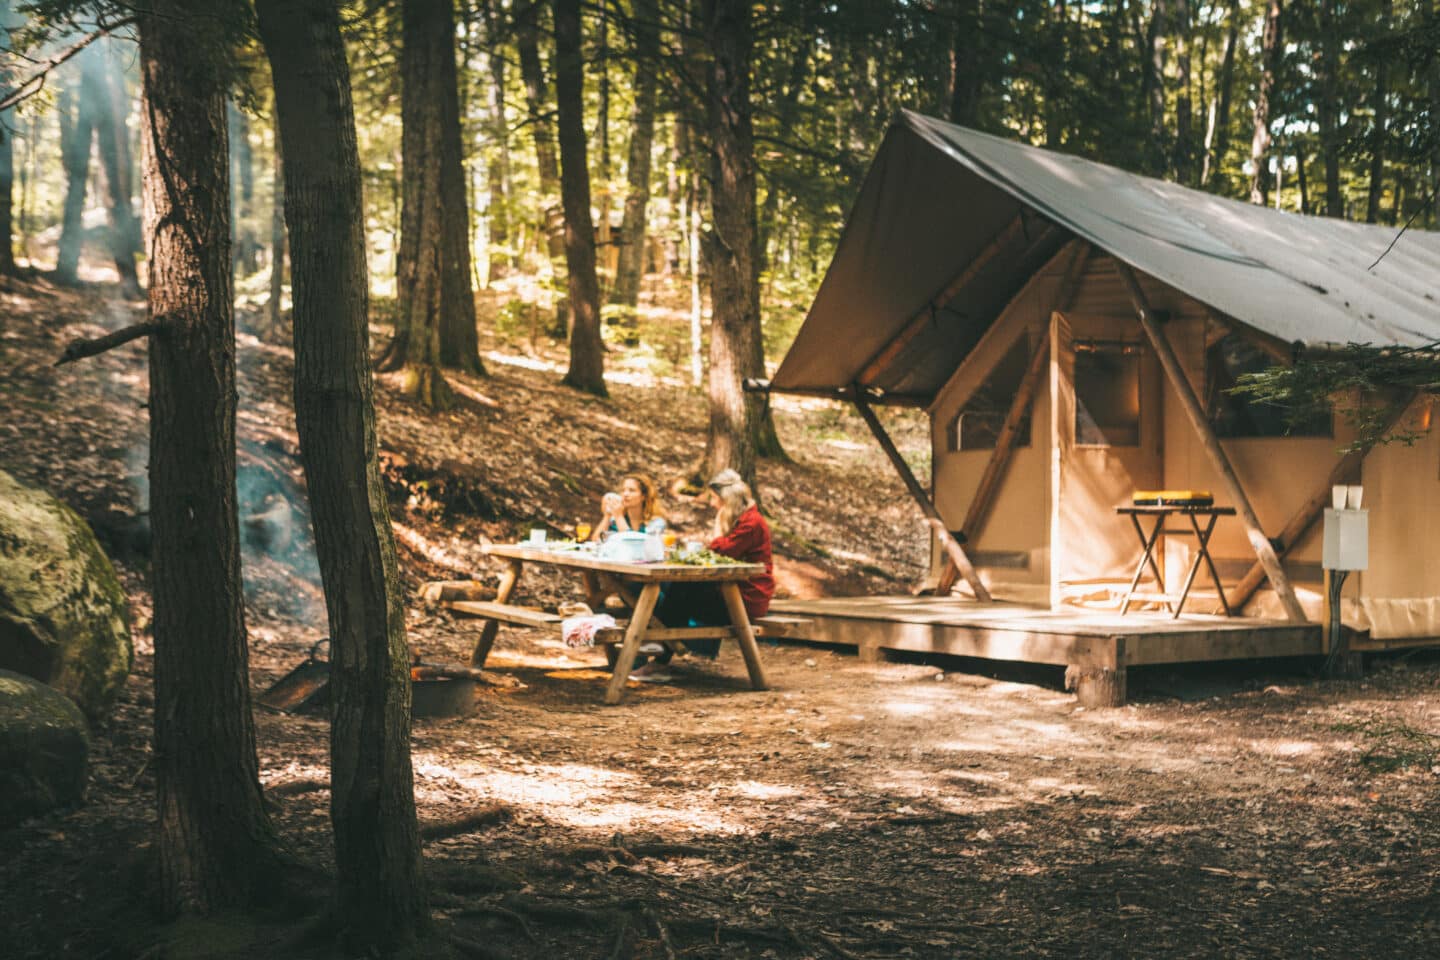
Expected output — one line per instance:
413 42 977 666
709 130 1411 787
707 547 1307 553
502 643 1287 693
447 600 563 629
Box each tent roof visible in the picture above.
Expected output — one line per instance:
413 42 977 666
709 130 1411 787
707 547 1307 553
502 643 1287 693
771 111 1440 401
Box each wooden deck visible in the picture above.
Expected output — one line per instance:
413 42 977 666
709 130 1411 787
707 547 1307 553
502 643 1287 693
769 596 1323 707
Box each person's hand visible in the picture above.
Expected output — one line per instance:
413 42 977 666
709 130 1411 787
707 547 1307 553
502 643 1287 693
601 492 622 520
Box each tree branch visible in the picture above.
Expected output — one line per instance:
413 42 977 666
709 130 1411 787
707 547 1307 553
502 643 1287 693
55 321 160 366
0 17 137 113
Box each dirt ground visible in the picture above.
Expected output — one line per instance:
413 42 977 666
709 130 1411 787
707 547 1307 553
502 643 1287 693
2 273 1439 958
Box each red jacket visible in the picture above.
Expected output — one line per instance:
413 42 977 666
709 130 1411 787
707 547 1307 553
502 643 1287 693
709 505 774 618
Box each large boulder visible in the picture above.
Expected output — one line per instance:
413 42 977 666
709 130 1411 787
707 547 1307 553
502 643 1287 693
0 669 89 826
0 469 132 720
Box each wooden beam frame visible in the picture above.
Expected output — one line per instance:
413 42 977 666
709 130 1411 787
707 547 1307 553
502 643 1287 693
1114 261 1308 623
856 212 1052 388
854 393 992 602
1225 392 1421 612
934 241 1088 595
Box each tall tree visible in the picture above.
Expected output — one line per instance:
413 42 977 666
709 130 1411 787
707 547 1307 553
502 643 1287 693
256 0 428 949
1365 0 1392 223
55 78 92 284
1316 0 1343 216
480 0 512 281
433 0 483 374
382 0 481 403
553 0 606 395
0 0 16 275
514 0 564 260
83 42 141 295
609 0 660 313
1144 0 1168 175
1172 0 1194 183
700 0 784 486
1250 0 1284 204
268 104 285 333
948 0 983 127
228 100 260 275
136 0 282 915
1201 0 1240 187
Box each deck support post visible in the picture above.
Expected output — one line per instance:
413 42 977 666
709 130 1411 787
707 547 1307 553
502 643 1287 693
854 393 992 602
1066 664 1128 707
1115 261 1307 623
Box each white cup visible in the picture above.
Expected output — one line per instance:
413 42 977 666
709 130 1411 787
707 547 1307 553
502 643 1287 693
1331 485 1347 509
528 528 547 545
1346 485 1364 509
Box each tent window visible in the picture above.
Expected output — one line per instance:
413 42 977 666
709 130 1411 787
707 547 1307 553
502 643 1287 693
1206 334 1331 438
1074 343 1141 446
950 337 1033 452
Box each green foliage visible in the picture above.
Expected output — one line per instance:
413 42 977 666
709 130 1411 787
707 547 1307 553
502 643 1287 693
1228 342 1440 449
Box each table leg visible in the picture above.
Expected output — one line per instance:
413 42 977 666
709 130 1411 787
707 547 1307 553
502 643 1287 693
1120 514 1167 615
720 582 769 691
1172 516 1209 618
580 571 605 611
604 583 660 705
1192 513 1232 616
470 558 523 668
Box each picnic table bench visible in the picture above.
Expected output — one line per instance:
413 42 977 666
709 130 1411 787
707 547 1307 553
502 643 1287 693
426 543 809 704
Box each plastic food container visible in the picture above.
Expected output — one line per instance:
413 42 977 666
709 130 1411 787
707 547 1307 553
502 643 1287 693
600 532 649 562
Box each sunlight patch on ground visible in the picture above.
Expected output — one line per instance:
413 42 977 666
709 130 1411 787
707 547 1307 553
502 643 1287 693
933 739 1002 754
1248 739 1321 758
727 780 806 801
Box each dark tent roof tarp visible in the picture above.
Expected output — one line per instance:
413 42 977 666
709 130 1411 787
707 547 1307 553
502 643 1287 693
771 111 1440 400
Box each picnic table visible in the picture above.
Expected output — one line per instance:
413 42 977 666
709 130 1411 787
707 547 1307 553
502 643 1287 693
454 543 774 704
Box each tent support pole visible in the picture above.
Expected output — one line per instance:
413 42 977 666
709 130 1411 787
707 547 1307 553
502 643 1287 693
1226 392 1420 613
1115 261 1308 623
853 392 992 602
856 213 1055 387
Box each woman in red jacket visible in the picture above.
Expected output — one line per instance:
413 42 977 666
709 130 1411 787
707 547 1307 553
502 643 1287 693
631 469 774 681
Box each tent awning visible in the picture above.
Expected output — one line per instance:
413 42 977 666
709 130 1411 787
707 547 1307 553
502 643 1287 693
771 111 1440 402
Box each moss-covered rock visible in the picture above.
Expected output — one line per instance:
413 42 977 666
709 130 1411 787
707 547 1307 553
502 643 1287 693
0 668 89 826
0 469 132 721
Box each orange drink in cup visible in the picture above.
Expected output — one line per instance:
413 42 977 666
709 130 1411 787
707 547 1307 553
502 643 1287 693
662 531 677 553
576 521 592 542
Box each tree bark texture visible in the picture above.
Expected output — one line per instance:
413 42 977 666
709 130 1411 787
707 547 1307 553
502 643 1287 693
609 0 659 313
385 0 475 401
700 0 784 484
56 81 93 284
1317 0 1342 216
553 0 607 395
1172 0 1193 184
1144 0 1167 176
433 0 483 374
256 0 428 950
1249 0 1283 205
137 0 280 915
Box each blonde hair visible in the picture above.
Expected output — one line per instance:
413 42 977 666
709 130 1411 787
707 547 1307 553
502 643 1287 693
708 471 755 539
622 473 660 525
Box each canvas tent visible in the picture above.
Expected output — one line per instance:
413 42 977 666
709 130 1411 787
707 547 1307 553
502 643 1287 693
769 111 1440 642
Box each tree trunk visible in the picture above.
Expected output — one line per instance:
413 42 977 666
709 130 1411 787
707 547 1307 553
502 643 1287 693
229 101 260 275
257 0 429 949
137 0 281 916
515 0 564 253
553 0 606 395
383 0 467 404
608 0 659 314
1202 0 1239 187
1365 0 1392 223
1045 0 1067 149
1250 0 1283 205
0 0 16 275
433 0 483 374
1172 0 1193 184
1317 0 1342 217
1144 0 1167 176
481 0 512 281
56 81 93 284
757 10 814 274
84 44 142 296
700 0 784 485
948 0 982 127
1296 149 1309 213
269 105 286 334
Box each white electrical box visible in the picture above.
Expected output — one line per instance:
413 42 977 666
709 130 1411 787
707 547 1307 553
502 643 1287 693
1322 508 1368 571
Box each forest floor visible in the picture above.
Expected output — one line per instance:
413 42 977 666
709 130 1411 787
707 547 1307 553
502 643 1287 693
2 269 1439 959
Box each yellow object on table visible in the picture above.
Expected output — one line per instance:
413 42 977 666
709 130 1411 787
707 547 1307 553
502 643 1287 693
1131 489 1214 507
